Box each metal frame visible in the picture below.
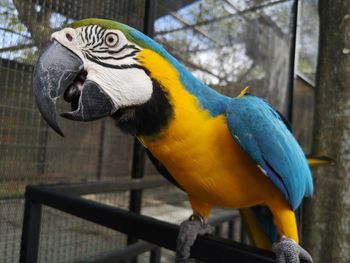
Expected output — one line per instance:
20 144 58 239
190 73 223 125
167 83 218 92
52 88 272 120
19 182 283 263
19 177 168 263
18 0 303 262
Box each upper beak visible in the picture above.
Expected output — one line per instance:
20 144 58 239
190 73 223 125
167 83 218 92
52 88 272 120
33 41 83 136
33 40 115 136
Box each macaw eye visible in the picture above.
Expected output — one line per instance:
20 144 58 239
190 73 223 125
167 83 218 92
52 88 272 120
105 33 119 47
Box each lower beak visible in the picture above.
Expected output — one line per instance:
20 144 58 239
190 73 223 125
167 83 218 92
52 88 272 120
33 40 115 136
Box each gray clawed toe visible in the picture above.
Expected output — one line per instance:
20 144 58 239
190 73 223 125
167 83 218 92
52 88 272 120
176 214 213 263
272 236 313 263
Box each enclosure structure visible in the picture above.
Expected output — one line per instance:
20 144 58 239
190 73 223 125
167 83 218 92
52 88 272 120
0 0 319 262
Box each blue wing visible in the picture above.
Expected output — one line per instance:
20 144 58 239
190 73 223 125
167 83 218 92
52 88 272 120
225 95 313 210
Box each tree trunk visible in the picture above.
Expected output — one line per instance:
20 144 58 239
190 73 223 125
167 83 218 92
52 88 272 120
303 1 350 263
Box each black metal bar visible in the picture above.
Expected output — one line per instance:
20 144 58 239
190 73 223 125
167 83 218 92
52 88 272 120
128 141 146 246
127 0 157 247
228 221 234 240
96 119 106 180
20 199 42 263
215 225 222 237
286 0 299 122
143 0 156 37
75 241 157 263
240 220 247 244
24 185 278 263
128 141 146 213
149 247 161 263
74 211 237 262
46 176 167 196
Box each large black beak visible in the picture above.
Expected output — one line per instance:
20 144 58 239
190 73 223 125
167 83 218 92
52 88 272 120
33 40 115 136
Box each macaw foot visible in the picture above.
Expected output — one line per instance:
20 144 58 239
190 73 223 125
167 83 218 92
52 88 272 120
272 236 313 263
176 214 214 263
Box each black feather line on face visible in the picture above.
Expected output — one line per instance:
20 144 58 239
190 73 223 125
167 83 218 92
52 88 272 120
90 38 104 49
97 27 104 39
83 26 88 43
112 78 174 137
86 50 139 61
84 52 145 70
88 25 93 40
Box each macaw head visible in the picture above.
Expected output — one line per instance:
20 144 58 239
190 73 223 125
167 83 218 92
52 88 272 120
33 18 175 137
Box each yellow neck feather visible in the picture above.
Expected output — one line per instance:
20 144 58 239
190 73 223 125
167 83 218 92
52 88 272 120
136 49 216 146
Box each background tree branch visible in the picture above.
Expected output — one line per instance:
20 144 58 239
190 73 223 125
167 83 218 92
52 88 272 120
12 0 52 47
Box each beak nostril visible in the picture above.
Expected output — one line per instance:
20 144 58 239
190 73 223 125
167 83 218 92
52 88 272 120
66 33 73 42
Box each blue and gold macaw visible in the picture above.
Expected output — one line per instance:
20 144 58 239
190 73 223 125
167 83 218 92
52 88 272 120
33 18 329 263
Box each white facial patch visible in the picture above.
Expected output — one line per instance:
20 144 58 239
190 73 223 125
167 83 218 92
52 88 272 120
51 26 153 111
86 64 153 110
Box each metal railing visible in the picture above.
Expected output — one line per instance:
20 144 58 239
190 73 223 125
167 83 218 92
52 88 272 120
19 178 280 263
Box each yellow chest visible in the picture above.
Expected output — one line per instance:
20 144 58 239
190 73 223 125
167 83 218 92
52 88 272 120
137 49 275 208
141 112 272 207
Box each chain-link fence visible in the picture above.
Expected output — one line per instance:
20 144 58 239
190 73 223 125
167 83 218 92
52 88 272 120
0 0 317 262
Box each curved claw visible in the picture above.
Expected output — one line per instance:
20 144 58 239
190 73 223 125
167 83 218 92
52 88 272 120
272 236 313 263
176 214 213 263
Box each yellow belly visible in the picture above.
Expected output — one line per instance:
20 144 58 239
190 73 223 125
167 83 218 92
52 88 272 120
141 115 279 209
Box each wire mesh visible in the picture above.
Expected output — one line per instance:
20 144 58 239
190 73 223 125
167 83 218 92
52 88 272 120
0 0 144 261
154 0 295 113
0 0 316 262
38 192 130 263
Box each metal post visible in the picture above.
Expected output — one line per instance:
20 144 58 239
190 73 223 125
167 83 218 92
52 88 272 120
215 225 222 237
143 0 156 37
228 221 234 240
20 198 42 263
149 247 161 263
287 0 305 243
240 221 247 244
96 119 106 180
127 0 157 248
286 0 299 123
127 140 146 245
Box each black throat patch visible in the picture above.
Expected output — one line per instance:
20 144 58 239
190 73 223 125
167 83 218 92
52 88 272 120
112 78 174 137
